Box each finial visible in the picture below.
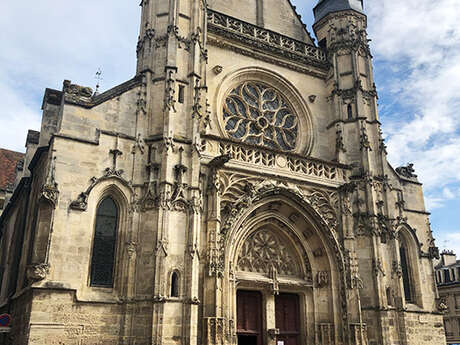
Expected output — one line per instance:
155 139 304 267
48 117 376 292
94 68 103 96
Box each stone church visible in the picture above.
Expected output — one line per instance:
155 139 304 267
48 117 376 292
0 0 447 344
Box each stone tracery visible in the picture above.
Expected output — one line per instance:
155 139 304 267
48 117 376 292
223 82 299 151
237 229 300 276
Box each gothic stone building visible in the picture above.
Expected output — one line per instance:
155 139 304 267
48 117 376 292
0 0 447 344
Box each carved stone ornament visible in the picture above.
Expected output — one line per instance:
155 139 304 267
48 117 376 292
126 241 137 258
437 298 448 314
429 246 440 260
63 80 93 98
316 271 329 288
187 297 201 305
27 263 50 282
153 295 167 303
391 261 402 279
223 82 299 152
207 10 327 69
372 259 385 277
140 183 157 211
40 183 59 207
40 156 59 207
268 329 280 339
237 229 301 277
219 174 339 235
396 163 417 179
213 65 223 75
171 183 189 212
70 170 132 211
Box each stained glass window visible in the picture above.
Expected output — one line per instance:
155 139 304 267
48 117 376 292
90 197 118 287
223 82 298 151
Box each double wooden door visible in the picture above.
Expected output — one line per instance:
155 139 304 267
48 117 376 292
237 291 300 345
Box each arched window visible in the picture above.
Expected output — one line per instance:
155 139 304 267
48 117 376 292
399 241 413 303
171 271 179 297
90 197 118 287
347 104 353 119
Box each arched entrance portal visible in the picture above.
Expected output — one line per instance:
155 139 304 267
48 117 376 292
222 187 346 345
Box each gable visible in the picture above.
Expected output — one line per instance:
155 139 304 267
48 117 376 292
208 0 314 44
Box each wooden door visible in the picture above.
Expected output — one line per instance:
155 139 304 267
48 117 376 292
237 290 263 345
275 293 300 345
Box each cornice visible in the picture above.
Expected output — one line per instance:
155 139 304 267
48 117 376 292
313 9 367 32
207 10 329 73
63 75 143 109
207 36 328 79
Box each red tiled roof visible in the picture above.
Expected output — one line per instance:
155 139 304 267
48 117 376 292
0 148 24 192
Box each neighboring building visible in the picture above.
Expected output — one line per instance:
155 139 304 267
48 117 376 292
436 251 460 345
0 149 24 215
0 0 447 344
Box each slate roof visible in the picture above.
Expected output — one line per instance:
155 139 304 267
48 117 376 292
0 148 24 192
314 0 364 23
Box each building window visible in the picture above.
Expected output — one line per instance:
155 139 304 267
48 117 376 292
347 103 353 119
90 197 118 287
170 271 179 297
178 85 185 104
223 81 299 152
444 269 451 283
399 242 413 303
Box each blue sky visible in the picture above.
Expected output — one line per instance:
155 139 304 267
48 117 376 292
0 0 459 254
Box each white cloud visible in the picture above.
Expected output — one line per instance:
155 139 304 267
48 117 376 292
442 187 455 200
0 80 41 152
366 0 460 207
0 0 140 152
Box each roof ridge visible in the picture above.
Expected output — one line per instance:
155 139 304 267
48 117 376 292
0 147 25 156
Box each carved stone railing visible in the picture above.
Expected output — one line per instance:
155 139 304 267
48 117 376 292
202 136 348 184
349 323 368 345
207 9 328 68
317 323 335 345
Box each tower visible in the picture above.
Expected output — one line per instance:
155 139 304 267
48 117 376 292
0 0 446 345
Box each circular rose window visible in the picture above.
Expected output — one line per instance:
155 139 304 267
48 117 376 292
223 82 298 151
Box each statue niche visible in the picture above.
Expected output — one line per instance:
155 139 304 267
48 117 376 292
237 229 301 277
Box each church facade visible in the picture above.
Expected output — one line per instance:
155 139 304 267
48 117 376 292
0 0 447 344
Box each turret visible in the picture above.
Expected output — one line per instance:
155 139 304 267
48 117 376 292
313 0 381 170
134 2 207 344
314 0 364 24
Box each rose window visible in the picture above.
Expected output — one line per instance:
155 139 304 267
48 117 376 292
223 82 298 151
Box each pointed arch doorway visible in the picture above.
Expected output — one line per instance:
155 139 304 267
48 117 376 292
224 190 344 345
234 226 306 345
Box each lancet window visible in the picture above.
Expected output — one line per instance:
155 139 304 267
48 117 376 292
399 240 414 303
90 197 118 287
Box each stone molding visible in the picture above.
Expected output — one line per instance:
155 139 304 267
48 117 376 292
202 135 349 185
207 9 328 70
